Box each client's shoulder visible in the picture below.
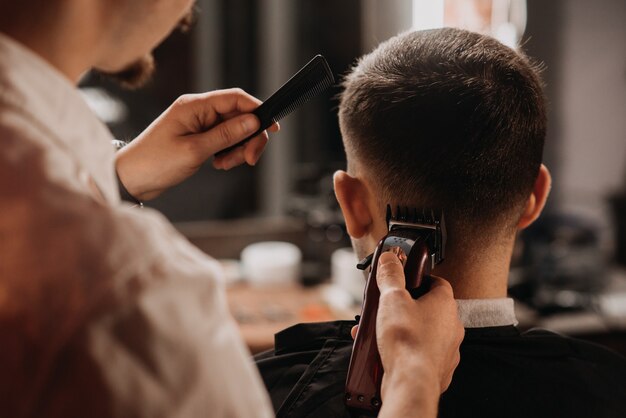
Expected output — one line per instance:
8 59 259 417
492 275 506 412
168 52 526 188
253 320 355 417
521 327 626 367
444 326 626 418
461 325 626 371
254 320 355 377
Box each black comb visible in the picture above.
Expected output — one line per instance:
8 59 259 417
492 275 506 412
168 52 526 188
215 54 335 157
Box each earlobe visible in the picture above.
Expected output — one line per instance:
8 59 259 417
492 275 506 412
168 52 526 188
517 164 552 230
333 170 373 238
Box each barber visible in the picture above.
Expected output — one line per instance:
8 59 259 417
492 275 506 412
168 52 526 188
0 1 462 417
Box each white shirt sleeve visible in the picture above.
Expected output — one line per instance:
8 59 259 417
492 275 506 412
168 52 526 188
82 206 275 418
0 141 273 417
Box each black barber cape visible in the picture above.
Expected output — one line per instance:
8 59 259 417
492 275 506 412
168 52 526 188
254 320 626 418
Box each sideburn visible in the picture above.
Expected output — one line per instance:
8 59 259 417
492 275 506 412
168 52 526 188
98 54 155 90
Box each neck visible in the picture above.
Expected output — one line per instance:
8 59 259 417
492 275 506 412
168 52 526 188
362 221 515 300
0 4 101 84
432 236 515 299
361 230 515 300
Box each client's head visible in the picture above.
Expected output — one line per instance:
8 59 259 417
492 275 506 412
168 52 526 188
334 28 551 286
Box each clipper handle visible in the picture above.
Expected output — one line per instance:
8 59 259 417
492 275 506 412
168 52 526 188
345 235 431 415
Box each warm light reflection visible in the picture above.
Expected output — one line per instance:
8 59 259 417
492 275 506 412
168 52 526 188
412 0 527 48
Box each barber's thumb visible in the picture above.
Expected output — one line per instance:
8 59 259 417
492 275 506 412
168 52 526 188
376 252 405 292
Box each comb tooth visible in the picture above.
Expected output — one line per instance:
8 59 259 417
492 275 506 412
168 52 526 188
273 80 327 121
268 63 333 122
396 205 401 221
412 207 418 223
404 206 409 222
386 205 392 226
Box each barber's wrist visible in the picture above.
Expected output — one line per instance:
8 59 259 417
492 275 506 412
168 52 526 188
113 140 144 206
381 358 440 418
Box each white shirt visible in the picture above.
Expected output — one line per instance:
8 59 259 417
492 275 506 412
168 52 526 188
456 298 518 328
0 33 273 417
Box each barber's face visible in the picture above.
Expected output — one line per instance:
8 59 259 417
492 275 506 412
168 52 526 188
94 0 195 88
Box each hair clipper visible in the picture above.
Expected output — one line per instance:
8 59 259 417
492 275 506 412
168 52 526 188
344 205 446 416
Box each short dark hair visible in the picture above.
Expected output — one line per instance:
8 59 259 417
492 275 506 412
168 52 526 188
339 28 546 238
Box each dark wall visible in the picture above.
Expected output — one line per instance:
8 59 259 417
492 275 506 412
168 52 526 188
523 0 565 213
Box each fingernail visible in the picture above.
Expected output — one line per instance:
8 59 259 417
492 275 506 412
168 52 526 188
242 115 258 134
250 152 262 166
379 252 401 266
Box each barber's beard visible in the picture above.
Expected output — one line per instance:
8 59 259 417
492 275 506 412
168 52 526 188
95 8 194 90
97 54 156 90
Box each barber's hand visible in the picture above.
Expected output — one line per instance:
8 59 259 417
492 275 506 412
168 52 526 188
115 88 279 201
373 252 464 418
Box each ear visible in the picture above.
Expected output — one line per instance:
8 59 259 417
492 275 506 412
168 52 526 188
517 164 552 230
333 170 373 238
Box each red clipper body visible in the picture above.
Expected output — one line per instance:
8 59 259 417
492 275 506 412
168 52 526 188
344 206 446 416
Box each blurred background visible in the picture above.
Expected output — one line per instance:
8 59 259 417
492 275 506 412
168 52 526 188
81 0 626 354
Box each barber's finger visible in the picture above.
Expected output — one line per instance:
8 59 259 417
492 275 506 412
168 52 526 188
268 121 280 133
422 275 454 299
219 111 279 135
212 130 269 170
444 343 462 388
376 252 406 293
350 325 358 340
169 91 261 140
213 145 245 170
194 113 261 158
243 131 270 165
176 88 263 121
203 91 279 135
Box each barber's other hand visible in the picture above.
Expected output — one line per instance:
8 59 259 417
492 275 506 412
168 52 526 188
374 252 464 418
115 88 279 201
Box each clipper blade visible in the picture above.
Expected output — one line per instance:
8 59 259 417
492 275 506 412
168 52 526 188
387 205 442 225
386 205 446 265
